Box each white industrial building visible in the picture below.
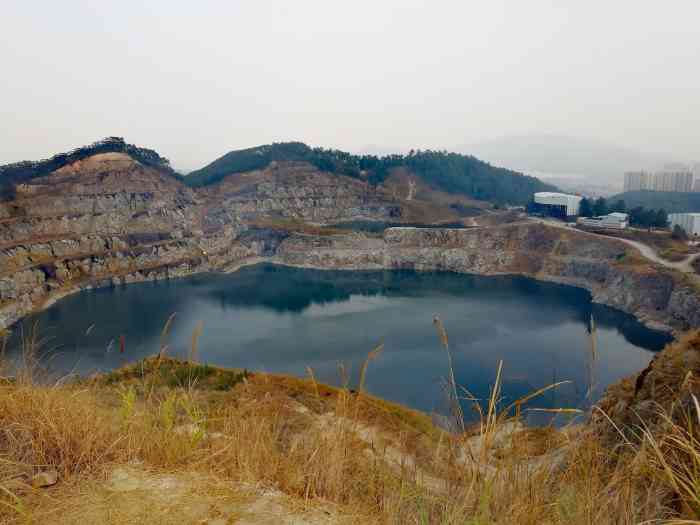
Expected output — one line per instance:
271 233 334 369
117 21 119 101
669 213 700 236
577 212 629 230
533 192 583 217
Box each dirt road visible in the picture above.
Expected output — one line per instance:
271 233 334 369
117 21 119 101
530 218 700 274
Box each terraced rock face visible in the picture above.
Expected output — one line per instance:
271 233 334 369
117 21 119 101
0 154 212 327
197 160 400 223
0 155 402 328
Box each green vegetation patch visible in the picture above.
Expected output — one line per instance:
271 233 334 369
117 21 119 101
101 357 248 391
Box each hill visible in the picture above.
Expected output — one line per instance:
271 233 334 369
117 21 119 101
186 142 557 205
611 190 700 213
1 139 556 206
0 137 180 192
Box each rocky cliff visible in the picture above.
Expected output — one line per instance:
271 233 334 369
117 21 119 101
0 151 403 328
270 224 700 332
1 149 699 333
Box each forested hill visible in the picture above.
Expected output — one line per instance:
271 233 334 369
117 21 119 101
1 139 556 205
186 142 557 205
610 191 700 214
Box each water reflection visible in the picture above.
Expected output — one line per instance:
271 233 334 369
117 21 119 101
8 264 671 423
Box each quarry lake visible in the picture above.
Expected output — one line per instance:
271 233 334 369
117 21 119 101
10 264 671 422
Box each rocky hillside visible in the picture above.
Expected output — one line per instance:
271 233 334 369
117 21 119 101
0 137 179 194
0 143 409 329
1 140 699 333
593 330 700 441
185 141 556 205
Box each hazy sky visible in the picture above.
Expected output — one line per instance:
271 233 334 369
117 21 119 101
1 1 698 169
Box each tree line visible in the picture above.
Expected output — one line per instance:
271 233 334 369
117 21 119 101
2 139 557 206
579 197 669 229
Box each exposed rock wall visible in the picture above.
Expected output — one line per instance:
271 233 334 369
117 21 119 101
0 154 248 328
273 225 700 332
197 161 400 223
0 155 402 329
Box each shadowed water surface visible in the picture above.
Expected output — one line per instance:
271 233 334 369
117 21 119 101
8 264 670 423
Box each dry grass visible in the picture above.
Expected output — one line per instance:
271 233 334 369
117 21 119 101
597 228 698 262
0 325 699 523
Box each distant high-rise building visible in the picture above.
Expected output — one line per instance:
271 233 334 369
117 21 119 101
693 164 700 192
652 170 693 192
669 213 700 236
623 171 652 192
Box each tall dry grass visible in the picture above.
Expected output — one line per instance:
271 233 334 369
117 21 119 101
0 320 698 523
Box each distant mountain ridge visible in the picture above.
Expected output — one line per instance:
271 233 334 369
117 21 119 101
460 134 672 184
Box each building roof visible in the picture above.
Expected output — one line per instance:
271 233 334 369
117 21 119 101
534 192 580 199
608 212 628 218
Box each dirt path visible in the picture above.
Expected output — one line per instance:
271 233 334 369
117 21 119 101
530 218 700 274
615 238 700 273
27 467 338 525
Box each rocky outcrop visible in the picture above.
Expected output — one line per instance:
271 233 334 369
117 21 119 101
591 330 700 444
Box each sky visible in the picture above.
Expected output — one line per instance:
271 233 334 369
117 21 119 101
1 0 699 170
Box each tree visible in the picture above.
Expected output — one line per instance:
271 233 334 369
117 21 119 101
628 206 656 229
672 224 688 241
593 197 608 217
654 209 668 229
642 209 656 229
610 199 627 213
628 206 645 227
579 198 593 218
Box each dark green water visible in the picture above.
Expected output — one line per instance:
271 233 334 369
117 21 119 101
9 264 670 423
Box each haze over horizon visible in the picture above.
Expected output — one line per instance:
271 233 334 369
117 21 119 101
2 1 698 173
